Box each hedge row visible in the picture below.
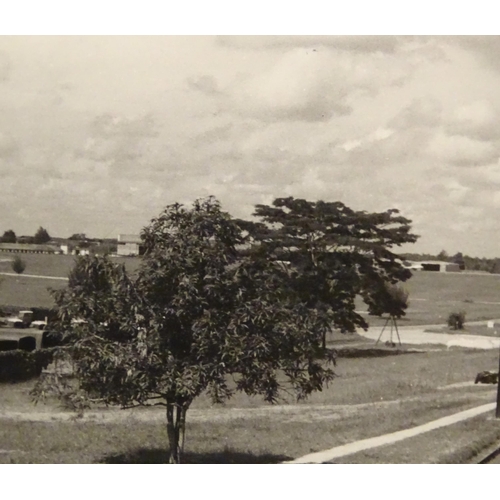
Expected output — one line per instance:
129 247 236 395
0 306 57 322
0 348 55 383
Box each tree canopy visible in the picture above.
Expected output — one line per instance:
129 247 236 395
1 229 16 243
246 197 418 336
35 197 339 463
34 226 51 244
34 196 418 463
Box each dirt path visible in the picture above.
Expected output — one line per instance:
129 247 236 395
0 383 493 424
0 272 68 280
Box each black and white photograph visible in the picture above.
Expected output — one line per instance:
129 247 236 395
1 9 500 480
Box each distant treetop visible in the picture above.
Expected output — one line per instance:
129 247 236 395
34 226 51 244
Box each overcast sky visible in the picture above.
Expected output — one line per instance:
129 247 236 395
1 35 500 256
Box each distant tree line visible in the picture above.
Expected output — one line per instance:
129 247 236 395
0 228 117 254
0 227 51 244
400 250 500 274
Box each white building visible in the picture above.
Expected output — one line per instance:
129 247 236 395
117 234 143 256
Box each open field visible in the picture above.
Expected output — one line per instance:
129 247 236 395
356 270 500 327
0 254 141 309
1 346 499 463
2 256 500 327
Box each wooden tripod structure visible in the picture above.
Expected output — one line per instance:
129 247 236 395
375 315 402 347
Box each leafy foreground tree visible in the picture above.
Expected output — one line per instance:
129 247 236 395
245 197 419 347
33 197 336 463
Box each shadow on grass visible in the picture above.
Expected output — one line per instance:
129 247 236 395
101 448 291 464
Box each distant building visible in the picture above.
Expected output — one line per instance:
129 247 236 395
117 234 144 256
419 261 461 273
0 243 59 254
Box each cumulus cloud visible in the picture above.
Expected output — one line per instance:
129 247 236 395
75 113 159 174
444 100 500 141
389 98 443 130
426 132 498 167
192 48 413 123
0 51 11 82
450 36 500 71
216 36 408 53
4 36 500 256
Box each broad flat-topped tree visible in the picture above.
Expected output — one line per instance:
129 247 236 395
35 197 337 463
247 197 418 342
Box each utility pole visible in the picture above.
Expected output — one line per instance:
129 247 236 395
496 342 500 418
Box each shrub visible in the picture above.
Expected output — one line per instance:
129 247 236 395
0 349 54 383
365 282 410 319
448 311 466 330
11 256 26 274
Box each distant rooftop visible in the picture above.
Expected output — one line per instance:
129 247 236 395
118 234 142 244
0 243 59 252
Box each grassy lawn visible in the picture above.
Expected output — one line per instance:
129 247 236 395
0 254 141 309
0 254 141 278
425 324 500 338
331 414 500 464
356 271 500 326
0 387 496 464
0 275 66 308
1 346 499 463
2 258 500 326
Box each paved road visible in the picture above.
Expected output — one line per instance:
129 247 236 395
359 321 500 350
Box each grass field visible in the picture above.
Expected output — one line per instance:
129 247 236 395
2 255 500 326
0 254 141 309
1 346 498 463
331 413 500 464
425 324 500 338
356 270 500 327
2 258 500 463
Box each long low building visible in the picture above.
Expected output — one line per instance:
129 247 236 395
0 243 60 254
406 260 461 273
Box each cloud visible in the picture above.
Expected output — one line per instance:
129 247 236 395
425 132 498 167
0 51 11 82
194 48 412 123
186 75 221 96
444 100 500 141
216 36 407 53
0 132 17 159
75 113 159 173
389 98 443 130
450 36 500 71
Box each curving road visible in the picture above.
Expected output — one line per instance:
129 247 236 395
359 321 500 350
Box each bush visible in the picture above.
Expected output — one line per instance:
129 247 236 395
0 349 54 383
448 311 466 330
365 282 410 319
11 256 26 274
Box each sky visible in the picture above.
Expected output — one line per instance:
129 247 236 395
1 35 500 256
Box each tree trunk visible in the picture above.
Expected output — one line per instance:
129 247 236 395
166 402 188 463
